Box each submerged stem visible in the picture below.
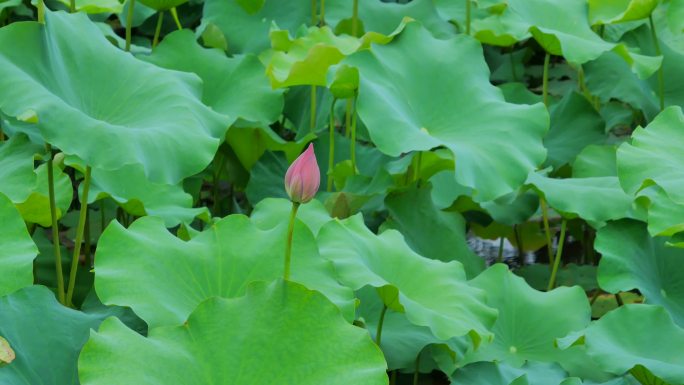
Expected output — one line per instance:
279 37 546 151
542 52 550 106
649 15 664 111
547 219 567 291
125 0 135 52
327 98 337 192
152 11 165 48
46 144 65 305
283 202 301 281
375 304 388 347
66 166 92 307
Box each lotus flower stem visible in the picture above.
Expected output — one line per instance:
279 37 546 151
350 96 357 174
413 353 420 385
352 0 359 36
310 86 317 133
327 98 337 191
152 11 165 48
542 52 550 106
320 0 325 26
344 98 352 137
66 166 92 307
546 219 567 291
69 0 75 12
37 0 45 23
283 202 300 281
497 237 504 263
311 0 317 25
375 304 388 346
465 0 471 35
125 0 135 52
648 15 664 111
540 197 554 267
170 7 182 30
46 144 66 305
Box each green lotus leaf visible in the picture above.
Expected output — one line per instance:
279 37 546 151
526 172 639 225
83 163 209 227
0 10 227 184
138 0 186 11
464 264 591 367
636 185 684 237
383 186 485 278
328 64 359 99
94 214 355 328
544 92 606 170
0 134 72 225
143 30 283 127
617 107 684 203
79 280 387 385
516 264 598 292
265 26 361 88
317 214 498 342
669 0 684 33
0 0 21 12
0 193 38 297
56 0 123 13
250 197 332 236
451 361 572 385
588 0 658 25
564 305 684 384
344 22 548 201
572 144 619 179
201 0 311 54
584 52 660 121
595 220 684 327
0 285 104 384
327 0 453 38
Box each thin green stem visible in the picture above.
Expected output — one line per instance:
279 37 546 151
46 144 65 305
649 15 664 111
344 98 352 138
509 46 517 81
352 0 359 36
414 151 422 186
84 208 91 265
310 85 317 133
390 370 397 385
37 0 45 23
497 237 504 263
320 0 325 26
283 202 301 281
327 98 337 192
170 7 182 30
542 52 550 106
350 96 357 175
413 353 420 385
100 200 105 233
66 166 92 307
311 0 317 25
152 11 165 48
540 197 554 266
70 0 75 12
465 0 471 35
125 0 135 52
615 292 624 307
546 219 567 291
589 289 602 305
375 304 388 347
513 224 524 261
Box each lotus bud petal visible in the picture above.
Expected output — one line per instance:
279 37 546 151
284 143 320 203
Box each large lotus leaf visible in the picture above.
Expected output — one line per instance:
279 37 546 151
317 214 498 342
55 0 123 13
617 107 684 203
84 163 208 228
94 214 355 328
472 0 661 77
143 30 283 127
588 0 658 25
0 11 227 184
572 145 619 179
250 197 332 236
451 361 572 385
383 186 485 278
0 0 21 12
0 285 103 384
327 0 453 38
265 26 361 88
0 193 37 297
138 0 186 11
637 185 684 237
79 280 387 385
201 0 311 55
464 264 592 367
563 305 684 384
0 134 72 225
344 22 548 201
584 52 660 122
544 92 606 170
595 220 684 327
525 172 639 225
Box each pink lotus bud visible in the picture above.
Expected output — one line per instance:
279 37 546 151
284 143 320 203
